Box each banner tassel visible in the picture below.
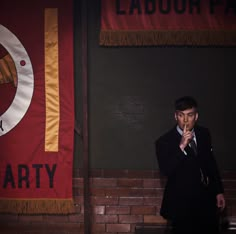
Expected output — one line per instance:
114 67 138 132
100 30 236 46
0 199 75 214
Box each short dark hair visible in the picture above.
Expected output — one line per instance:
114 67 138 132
175 96 198 111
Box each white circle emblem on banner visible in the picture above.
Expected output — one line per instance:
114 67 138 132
0 25 34 136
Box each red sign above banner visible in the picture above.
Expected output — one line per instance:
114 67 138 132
100 0 236 46
0 0 74 214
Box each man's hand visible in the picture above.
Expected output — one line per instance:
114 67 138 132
179 124 194 151
216 193 226 211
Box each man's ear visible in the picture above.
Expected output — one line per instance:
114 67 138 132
195 112 199 121
174 112 177 121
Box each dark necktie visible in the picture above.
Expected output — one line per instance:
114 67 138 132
190 139 197 156
189 139 209 186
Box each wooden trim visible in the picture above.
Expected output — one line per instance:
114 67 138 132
73 169 236 179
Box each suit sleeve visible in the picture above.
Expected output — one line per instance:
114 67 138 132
155 136 187 177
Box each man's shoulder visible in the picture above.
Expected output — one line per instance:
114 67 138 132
155 127 177 143
195 125 210 135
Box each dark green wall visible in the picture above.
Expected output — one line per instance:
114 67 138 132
74 0 236 170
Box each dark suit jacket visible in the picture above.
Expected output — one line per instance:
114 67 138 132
155 125 224 220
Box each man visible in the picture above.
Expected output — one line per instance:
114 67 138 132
155 96 225 234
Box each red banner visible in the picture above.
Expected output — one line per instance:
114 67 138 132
0 0 74 214
100 0 236 46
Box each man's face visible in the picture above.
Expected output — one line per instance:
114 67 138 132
175 108 198 131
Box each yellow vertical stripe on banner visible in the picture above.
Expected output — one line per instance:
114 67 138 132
44 8 59 152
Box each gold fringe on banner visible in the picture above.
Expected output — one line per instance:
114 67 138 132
0 199 75 214
100 30 236 47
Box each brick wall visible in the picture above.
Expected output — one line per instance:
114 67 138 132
0 169 236 234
